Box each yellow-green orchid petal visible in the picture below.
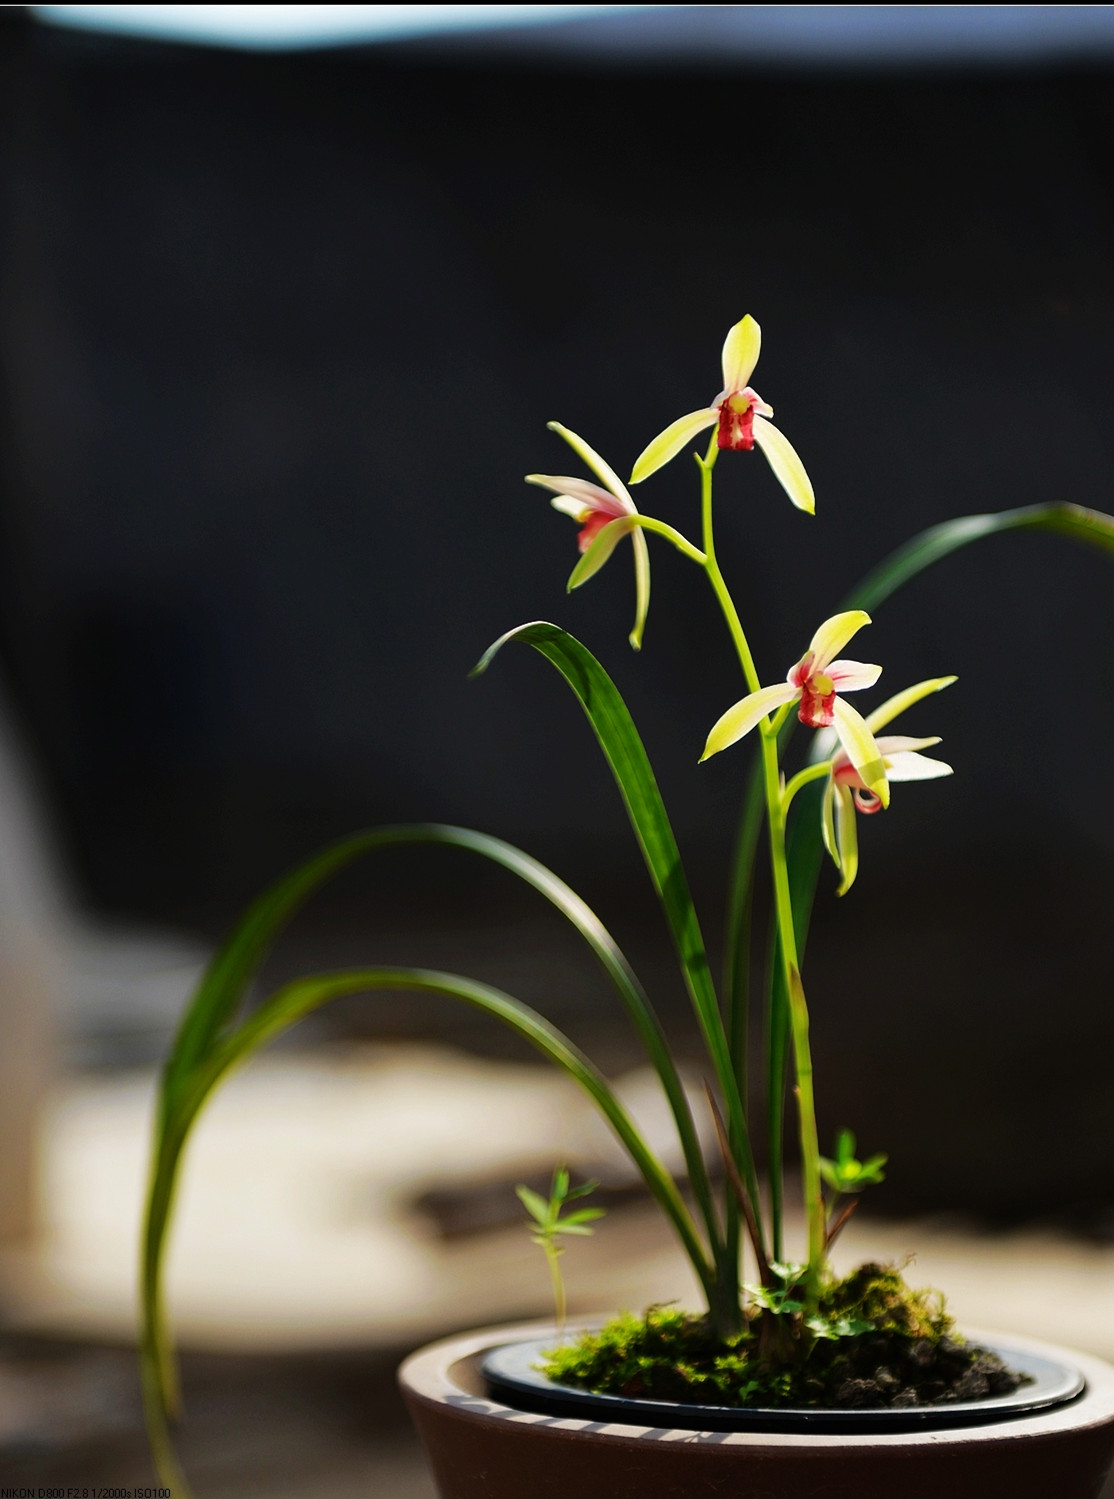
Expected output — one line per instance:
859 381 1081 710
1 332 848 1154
876 734 941 755
720 314 761 393
549 494 590 520
546 422 632 505
826 660 882 692
630 408 718 485
882 749 953 781
630 527 650 651
865 675 957 734
832 697 889 807
537 428 649 651
567 515 638 590
528 472 630 515
751 416 815 515
701 682 798 761
806 610 872 673
834 783 859 896
821 778 839 869
564 517 651 650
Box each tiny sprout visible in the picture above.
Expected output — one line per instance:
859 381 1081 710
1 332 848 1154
819 1130 888 1250
744 1261 806 1319
819 1129 888 1195
516 1166 605 1339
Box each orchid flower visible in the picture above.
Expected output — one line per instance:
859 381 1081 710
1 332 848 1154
629 315 815 514
820 676 956 896
527 422 651 650
701 610 888 804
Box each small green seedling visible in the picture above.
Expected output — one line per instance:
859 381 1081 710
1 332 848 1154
744 1259 806 1318
516 1166 605 1338
819 1129 888 1195
819 1130 888 1248
744 1259 873 1343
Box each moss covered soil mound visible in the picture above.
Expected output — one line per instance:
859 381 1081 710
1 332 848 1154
542 1263 1029 1410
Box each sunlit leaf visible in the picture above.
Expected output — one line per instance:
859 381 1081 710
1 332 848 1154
141 824 718 1494
474 620 761 1272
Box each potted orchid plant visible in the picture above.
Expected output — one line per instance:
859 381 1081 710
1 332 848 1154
141 316 1114 1498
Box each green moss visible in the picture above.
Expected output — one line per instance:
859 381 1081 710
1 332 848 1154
824 1261 952 1342
542 1305 769 1405
540 1263 1023 1410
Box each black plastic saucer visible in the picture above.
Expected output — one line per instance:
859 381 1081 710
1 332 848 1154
482 1335 1084 1434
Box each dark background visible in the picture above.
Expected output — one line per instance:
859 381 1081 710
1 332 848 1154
1 8 1112 1218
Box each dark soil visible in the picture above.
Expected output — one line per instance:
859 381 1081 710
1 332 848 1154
792 1329 1025 1409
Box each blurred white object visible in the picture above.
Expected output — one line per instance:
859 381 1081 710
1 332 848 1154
0 685 61 1246
12 1044 700 1346
31 4 1114 63
6 1040 1114 1362
32 4 638 50
0 675 206 1251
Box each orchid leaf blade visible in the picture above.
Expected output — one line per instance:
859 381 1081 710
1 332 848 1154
475 619 762 1270
144 964 710 1494
845 502 1114 613
474 623 718 1018
142 819 725 1491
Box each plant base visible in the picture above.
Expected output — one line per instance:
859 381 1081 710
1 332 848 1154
530 1278 1023 1414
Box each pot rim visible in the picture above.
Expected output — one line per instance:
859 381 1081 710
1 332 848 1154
399 1317 1114 1451
481 1330 1082 1434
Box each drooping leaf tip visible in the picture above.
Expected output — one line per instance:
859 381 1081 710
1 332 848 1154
469 622 553 679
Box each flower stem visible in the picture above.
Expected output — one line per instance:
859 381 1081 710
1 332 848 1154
782 760 832 815
628 515 708 565
699 444 761 697
698 439 826 1310
762 738 826 1308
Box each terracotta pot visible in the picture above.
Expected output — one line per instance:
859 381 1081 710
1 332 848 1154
399 1318 1114 1499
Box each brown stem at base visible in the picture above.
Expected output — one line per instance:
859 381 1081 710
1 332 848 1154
825 1195 860 1251
756 1306 803 1365
705 1084 772 1290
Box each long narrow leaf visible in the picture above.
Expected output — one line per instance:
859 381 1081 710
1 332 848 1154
847 502 1114 612
473 624 717 1011
144 819 728 1488
142 966 713 1493
474 621 763 1277
145 824 721 1390
158 822 719 1257
750 502 1114 1256
721 751 763 1283
723 755 764 1085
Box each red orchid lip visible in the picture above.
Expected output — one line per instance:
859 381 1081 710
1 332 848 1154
716 396 757 451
